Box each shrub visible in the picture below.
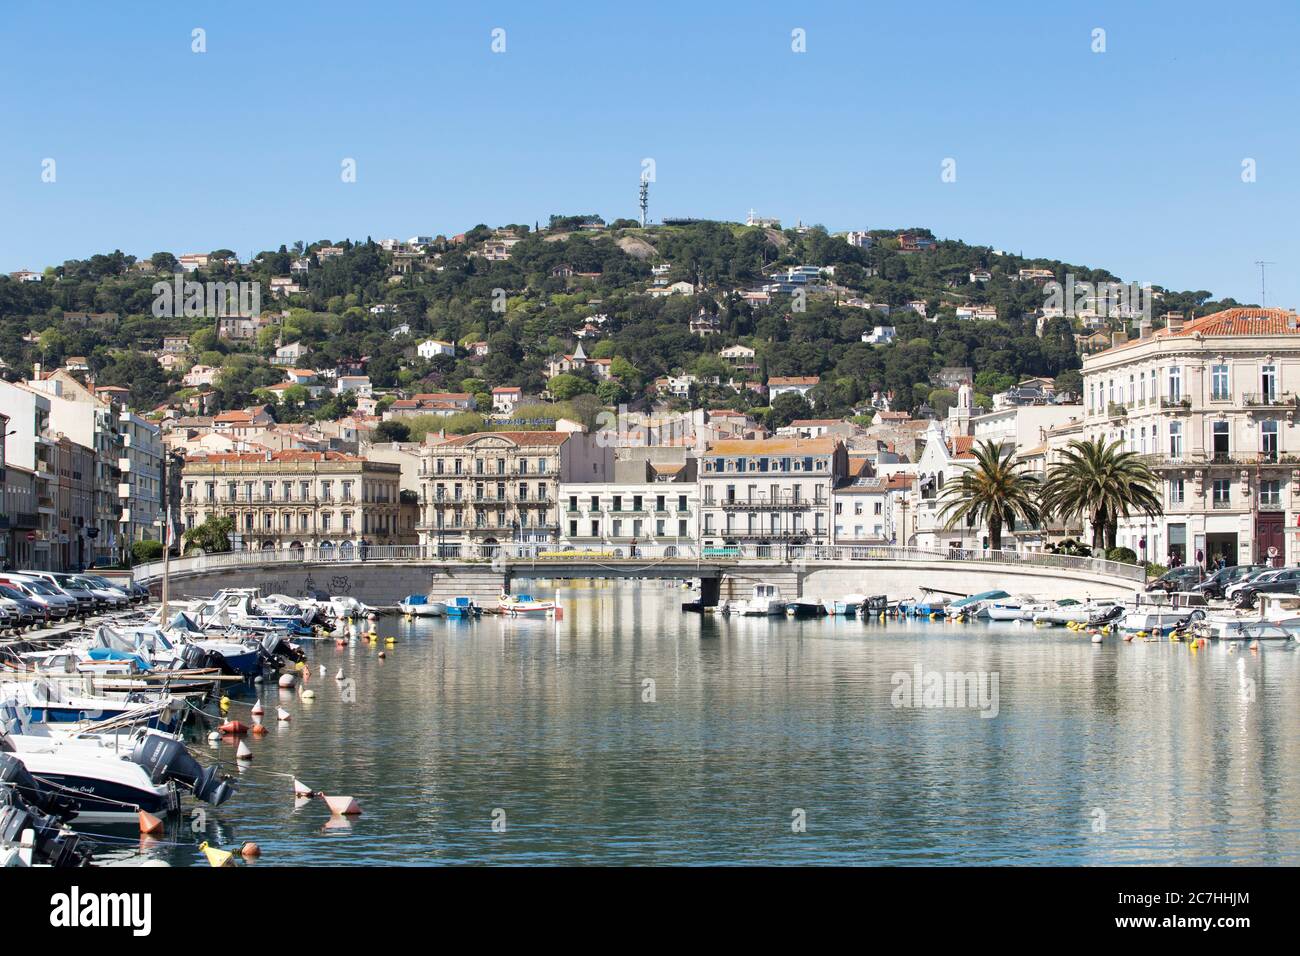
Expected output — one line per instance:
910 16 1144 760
1106 546 1138 564
131 540 164 563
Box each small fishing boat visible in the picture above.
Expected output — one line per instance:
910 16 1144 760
785 598 827 618
398 594 447 617
986 595 1040 621
823 593 866 616
1033 598 1123 627
1118 591 1210 633
444 597 482 619
945 590 1011 620
730 584 785 617
498 594 556 616
1194 592 1300 641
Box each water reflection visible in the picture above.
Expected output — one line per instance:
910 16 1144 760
85 580 1300 866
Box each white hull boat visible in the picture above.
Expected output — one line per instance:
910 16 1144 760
398 595 446 617
1194 592 1300 641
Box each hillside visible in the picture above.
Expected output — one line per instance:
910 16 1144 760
0 220 1251 420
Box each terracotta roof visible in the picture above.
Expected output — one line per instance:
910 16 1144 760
947 435 976 459
1103 307 1300 354
185 449 364 464
705 437 838 455
790 419 840 426
768 376 820 386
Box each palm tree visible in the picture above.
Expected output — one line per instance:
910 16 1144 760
1040 437 1162 552
937 439 1041 551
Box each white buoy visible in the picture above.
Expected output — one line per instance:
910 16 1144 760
237 740 253 761
251 700 265 716
207 730 221 742
278 674 296 689
1091 634 1104 644
335 668 344 681
293 778 313 797
277 707 291 721
301 689 316 700
321 794 361 816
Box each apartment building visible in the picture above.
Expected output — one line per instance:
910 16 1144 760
559 458 699 555
416 431 613 557
179 450 406 552
1080 307 1300 566
698 437 848 550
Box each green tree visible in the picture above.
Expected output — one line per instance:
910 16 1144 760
373 420 411 442
183 515 233 554
547 373 593 400
1040 437 1162 551
937 440 1040 551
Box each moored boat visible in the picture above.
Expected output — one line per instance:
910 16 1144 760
398 594 447 617
945 590 1011 621
444 597 482 619
498 594 556 616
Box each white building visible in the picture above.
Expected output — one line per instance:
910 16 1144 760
417 339 456 360
1079 306 1300 566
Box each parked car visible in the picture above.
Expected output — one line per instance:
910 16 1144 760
1223 566 1288 603
1147 565 1205 593
22 571 97 615
0 584 44 626
1193 563 1267 601
75 573 132 608
0 576 75 619
127 581 150 603
1230 567 1300 607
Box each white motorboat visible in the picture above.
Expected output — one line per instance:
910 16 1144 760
498 594 556 616
1194 592 1300 641
1118 591 1211 633
398 594 447 617
1033 598 1123 627
730 584 784 616
986 595 1040 621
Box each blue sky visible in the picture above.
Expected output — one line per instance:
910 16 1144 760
2 0 1297 306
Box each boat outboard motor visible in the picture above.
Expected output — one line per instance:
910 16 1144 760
0 789 93 867
0 752 79 820
1092 605 1125 625
176 643 220 671
130 734 234 807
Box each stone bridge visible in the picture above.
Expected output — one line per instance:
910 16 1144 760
132 544 1146 607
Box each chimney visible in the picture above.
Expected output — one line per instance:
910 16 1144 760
33 361 41 381
1110 330 1129 348
1138 318 1152 339
1165 311 1186 333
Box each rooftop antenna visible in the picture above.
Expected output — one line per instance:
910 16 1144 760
1255 260 1275 307
638 179 649 228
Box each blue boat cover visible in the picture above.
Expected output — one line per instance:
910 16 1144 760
86 647 153 671
403 595 428 605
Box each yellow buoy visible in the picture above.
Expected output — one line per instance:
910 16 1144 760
199 841 236 867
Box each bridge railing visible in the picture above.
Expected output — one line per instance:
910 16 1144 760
132 542 1146 585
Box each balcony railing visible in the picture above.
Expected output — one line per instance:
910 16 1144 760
1160 396 1190 410
1107 402 1127 419
1242 392 1298 408
1212 498 1234 509
717 495 819 510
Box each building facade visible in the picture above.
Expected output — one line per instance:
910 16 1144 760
1080 307 1300 566
179 450 406 553
698 437 847 551
416 431 613 557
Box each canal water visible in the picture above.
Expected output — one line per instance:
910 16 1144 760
92 580 1300 866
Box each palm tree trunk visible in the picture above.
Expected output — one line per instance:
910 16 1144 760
989 515 1002 551
1090 508 1106 552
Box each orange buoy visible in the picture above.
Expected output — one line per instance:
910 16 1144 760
240 842 261 858
252 722 268 736
218 720 248 736
138 809 164 835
